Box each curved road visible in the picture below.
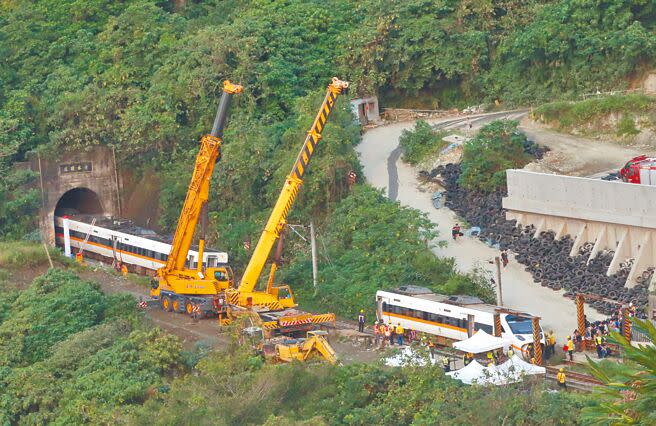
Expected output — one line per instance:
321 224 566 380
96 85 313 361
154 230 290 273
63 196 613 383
357 112 606 339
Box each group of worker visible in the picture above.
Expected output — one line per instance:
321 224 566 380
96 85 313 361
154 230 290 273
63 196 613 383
113 260 129 276
372 318 408 348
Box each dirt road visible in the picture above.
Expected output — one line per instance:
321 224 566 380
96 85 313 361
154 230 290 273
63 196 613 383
78 266 229 349
357 112 608 339
519 119 646 177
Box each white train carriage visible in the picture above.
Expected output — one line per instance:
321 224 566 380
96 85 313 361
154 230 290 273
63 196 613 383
376 286 544 355
54 215 228 273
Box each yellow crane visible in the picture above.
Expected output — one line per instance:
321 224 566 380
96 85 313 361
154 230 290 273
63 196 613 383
224 77 348 331
151 80 243 316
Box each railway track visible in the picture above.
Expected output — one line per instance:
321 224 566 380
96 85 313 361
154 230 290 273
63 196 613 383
545 366 603 392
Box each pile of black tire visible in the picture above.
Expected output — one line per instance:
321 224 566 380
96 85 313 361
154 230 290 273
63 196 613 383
431 163 650 316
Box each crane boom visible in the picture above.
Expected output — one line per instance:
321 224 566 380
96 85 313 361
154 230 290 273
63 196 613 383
237 77 349 294
161 80 242 275
152 80 242 309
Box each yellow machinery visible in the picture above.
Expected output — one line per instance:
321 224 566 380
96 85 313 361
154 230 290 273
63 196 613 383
225 77 349 315
242 328 338 365
151 80 243 316
273 331 338 364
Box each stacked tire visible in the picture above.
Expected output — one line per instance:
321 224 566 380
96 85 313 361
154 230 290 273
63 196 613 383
431 163 649 315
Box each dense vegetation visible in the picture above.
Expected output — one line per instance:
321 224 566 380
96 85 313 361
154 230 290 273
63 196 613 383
399 120 449 165
3 270 656 425
130 344 594 426
2 1 656 422
282 186 496 318
458 120 534 192
535 94 656 137
2 0 656 237
0 269 186 424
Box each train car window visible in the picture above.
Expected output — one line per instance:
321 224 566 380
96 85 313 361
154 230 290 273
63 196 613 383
505 315 533 334
382 302 388 312
476 323 493 334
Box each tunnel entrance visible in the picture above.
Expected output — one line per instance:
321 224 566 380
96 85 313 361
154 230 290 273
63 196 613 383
54 187 104 216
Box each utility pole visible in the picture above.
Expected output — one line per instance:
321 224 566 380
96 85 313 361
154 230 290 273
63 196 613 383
495 256 503 306
310 221 318 288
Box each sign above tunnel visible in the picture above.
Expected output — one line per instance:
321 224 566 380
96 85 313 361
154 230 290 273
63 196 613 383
59 162 92 174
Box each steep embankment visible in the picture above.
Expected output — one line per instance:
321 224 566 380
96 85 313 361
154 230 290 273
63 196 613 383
357 113 608 338
533 95 656 155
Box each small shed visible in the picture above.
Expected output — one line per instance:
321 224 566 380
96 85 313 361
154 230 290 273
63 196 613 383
350 96 381 125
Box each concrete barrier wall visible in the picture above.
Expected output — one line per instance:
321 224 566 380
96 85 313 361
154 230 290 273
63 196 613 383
502 170 656 229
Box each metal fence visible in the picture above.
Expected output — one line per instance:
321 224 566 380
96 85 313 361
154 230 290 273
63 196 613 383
631 319 654 343
579 88 647 100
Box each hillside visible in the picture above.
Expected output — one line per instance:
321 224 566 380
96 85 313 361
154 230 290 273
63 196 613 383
2 1 656 423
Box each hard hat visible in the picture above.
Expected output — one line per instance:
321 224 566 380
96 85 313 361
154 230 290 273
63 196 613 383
567 336 570 339
360 309 364 313
559 368 564 372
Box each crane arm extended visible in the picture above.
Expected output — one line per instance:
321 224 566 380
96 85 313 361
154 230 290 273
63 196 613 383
237 78 348 293
160 80 243 275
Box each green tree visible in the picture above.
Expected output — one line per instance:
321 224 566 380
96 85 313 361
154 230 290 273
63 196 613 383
399 120 448 165
584 319 656 425
459 120 532 192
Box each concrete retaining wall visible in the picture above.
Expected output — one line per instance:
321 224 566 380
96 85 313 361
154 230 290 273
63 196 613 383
503 170 656 229
503 170 656 293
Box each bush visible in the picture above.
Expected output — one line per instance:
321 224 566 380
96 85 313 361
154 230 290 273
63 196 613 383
0 270 184 424
459 120 533 192
536 95 656 131
0 241 63 269
617 115 639 136
130 347 595 425
399 120 448 165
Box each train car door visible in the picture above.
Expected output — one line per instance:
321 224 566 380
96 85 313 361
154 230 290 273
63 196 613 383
376 294 391 323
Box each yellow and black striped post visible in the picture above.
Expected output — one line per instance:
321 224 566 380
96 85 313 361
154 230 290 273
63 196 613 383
493 312 502 337
532 316 542 366
623 307 631 342
576 294 586 338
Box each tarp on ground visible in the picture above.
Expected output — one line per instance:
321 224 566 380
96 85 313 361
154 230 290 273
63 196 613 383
496 355 546 380
447 355 546 386
446 360 488 384
452 330 510 354
384 346 431 367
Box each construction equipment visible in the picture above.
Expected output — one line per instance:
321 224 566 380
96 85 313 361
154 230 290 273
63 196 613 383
274 331 338 364
225 77 349 316
244 328 338 365
151 80 243 317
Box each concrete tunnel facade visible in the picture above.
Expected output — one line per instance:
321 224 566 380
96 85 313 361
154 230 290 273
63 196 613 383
27 146 122 245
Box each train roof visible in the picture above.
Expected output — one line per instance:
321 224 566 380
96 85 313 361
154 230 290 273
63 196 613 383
59 214 225 254
382 286 500 314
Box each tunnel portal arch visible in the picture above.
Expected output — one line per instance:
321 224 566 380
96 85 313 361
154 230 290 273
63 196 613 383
54 187 104 216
